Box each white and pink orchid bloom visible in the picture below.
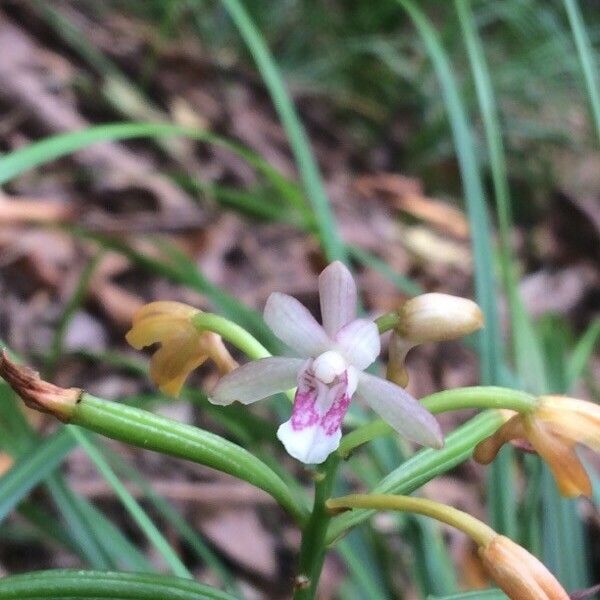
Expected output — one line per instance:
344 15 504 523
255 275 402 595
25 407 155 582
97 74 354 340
210 262 443 464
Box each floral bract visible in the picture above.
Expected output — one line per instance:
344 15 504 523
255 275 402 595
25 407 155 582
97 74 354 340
210 261 443 464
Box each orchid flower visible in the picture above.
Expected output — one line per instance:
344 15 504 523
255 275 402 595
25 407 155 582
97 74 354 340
474 395 600 497
126 301 238 396
210 262 443 464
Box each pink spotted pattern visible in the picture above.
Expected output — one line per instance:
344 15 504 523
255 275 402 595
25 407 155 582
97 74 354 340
291 367 351 436
321 385 351 435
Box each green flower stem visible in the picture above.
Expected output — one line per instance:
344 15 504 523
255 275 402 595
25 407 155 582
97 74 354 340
192 312 297 403
70 393 308 525
326 494 496 547
0 570 236 600
375 311 401 334
192 312 271 359
339 386 536 457
422 386 536 413
327 410 505 544
293 454 341 600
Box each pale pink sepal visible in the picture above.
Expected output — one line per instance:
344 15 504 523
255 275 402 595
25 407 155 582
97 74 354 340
209 356 304 405
318 261 357 337
355 371 443 448
335 319 380 370
264 292 331 357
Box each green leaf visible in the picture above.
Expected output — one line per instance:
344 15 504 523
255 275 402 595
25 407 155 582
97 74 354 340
218 0 345 263
0 570 237 600
0 430 76 524
68 427 192 578
326 411 504 544
562 0 600 143
398 0 502 387
566 318 600 389
73 393 308 524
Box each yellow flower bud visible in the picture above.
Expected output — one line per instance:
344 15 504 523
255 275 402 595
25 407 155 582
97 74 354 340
480 535 569 600
126 302 237 396
397 293 484 343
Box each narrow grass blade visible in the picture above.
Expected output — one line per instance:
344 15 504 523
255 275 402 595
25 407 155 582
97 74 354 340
71 496 153 572
566 317 600 388
44 475 113 569
68 427 192 579
105 447 240 595
563 0 600 143
0 430 75 524
399 0 513 539
407 516 458 597
0 570 236 600
455 0 547 393
398 0 502 387
217 0 346 263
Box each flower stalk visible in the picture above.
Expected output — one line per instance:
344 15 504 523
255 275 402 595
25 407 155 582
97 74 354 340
191 312 271 360
339 386 536 457
325 494 569 600
293 454 341 600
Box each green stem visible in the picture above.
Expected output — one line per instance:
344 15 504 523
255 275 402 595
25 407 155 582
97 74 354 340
327 494 496 547
293 454 341 600
70 393 308 524
327 411 505 544
375 311 400 334
339 386 536 457
192 312 271 360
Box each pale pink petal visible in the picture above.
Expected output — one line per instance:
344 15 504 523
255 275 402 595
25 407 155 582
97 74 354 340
335 319 380 370
318 261 358 336
264 292 331 357
355 372 443 448
209 357 304 405
277 363 355 463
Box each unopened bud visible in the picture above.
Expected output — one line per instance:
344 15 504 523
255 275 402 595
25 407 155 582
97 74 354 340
480 535 569 600
0 351 80 422
397 293 484 343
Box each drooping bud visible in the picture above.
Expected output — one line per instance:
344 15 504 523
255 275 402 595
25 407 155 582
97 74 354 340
0 351 81 422
480 535 569 600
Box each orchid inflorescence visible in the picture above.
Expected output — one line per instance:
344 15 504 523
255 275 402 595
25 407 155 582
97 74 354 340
2 260 598 600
